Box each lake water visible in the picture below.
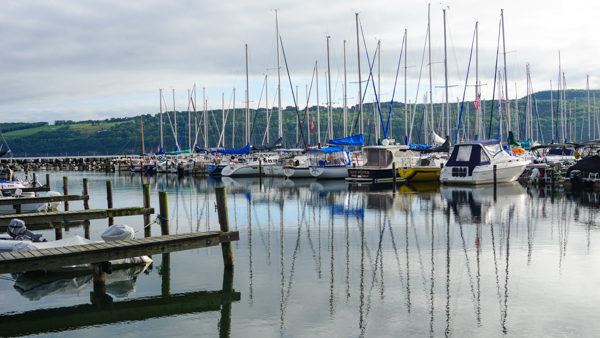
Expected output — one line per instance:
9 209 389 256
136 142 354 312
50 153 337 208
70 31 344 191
1 172 599 337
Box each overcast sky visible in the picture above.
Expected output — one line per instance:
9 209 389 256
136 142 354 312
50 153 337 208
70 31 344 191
0 0 598 122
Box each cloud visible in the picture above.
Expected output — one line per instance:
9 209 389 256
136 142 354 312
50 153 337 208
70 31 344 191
0 0 598 122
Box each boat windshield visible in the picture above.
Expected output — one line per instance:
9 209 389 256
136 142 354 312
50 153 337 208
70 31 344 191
364 148 392 167
548 147 574 156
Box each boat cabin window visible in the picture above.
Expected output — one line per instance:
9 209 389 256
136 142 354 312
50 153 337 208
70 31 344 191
548 147 574 156
456 146 472 162
364 149 392 167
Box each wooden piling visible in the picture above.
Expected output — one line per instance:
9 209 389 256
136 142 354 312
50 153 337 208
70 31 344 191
45 174 50 190
215 187 234 269
143 184 151 237
62 176 69 211
32 173 37 187
106 180 113 226
392 162 397 186
493 165 497 201
82 178 90 210
158 191 169 235
53 222 62 240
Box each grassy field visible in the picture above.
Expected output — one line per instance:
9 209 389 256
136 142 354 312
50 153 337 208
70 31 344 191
2 121 125 139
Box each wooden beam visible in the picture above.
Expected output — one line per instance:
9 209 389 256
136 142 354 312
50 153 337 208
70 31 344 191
0 289 241 337
0 231 239 274
0 194 88 206
0 207 154 228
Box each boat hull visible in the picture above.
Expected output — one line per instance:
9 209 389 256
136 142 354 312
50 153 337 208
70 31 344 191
309 166 349 180
440 162 527 184
283 167 312 178
397 167 441 182
346 167 398 183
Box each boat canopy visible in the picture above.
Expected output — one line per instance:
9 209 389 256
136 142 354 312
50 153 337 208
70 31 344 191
215 143 251 155
446 144 491 175
327 134 364 146
310 146 344 153
166 149 191 155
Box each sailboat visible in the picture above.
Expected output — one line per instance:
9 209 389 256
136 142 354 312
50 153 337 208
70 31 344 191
309 134 364 179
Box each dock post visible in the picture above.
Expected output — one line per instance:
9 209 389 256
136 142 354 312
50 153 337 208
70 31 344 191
62 176 69 211
258 158 263 188
32 173 37 188
45 173 51 190
82 178 90 210
143 183 151 237
219 267 234 337
106 180 114 226
158 191 169 235
53 222 63 240
392 162 397 186
493 165 497 201
215 186 234 269
90 262 112 305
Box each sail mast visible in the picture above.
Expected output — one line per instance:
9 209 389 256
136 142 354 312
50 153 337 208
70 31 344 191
550 81 554 142
188 89 192 150
356 13 363 135
232 88 236 147
221 92 225 147
275 10 283 140
265 73 269 144
159 88 164 150
316 60 321 144
245 43 250 145
501 9 511 135
587 74 591 141
203 87 208 148
443 9 449 137
327 35 333 140
475 21 479 140
172 89 178 150
343 39 348 136
427 3 433 143
404 29 408 141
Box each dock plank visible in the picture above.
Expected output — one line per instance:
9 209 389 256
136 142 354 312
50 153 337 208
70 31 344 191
0 195 88 206
0 231 239 274
0 207 155 228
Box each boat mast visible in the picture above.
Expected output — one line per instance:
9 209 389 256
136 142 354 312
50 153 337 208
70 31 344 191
587 74 591 141
316 60 321 144
356 13 363 135
404 28 408 141
188 89 192 150
232 88 236 147
265 73 269 144
558 51 563 142
275 10 283 141
245 43 250 145
140 116 145 157
343 39 348 136
427 3 433 143
377 39 381 142
550 80 554 142
443 9 449 138
172 89 178 150
327 35 333 140
203 87 208 148
501 9 511 135
221 92 225 147
475 21 479 140
159 88 164 150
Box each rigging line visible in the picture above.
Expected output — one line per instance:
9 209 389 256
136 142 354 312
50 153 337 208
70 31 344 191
387 31 406 140
454 24 477 144
279 34 307 147
162 93 179 149
359 20 387 139
487 17 503 139
408 25 430 144
249 76 267 144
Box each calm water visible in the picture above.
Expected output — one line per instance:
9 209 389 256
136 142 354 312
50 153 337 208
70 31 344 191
1 172 599 337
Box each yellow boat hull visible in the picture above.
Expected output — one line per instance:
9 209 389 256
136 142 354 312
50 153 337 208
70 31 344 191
397 167 441 182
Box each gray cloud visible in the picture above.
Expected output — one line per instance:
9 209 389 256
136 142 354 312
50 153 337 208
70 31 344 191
0 0 598 122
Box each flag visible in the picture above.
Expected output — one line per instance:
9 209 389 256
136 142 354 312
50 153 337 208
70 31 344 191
473 94 480 111
310 117 315 131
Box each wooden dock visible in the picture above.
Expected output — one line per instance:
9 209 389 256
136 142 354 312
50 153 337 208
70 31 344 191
0 231 239 274
0 207 154 229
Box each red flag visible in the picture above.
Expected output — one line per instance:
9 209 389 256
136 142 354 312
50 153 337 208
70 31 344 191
473 94 480 111
310 117 315 131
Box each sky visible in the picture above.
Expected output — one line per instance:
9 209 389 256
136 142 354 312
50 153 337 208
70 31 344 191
0 0 599 122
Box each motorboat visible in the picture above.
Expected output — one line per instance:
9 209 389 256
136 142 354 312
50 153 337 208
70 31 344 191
440 139 529 184
346 139 419 184
221 153 280 177
283 155 312 178
308 147 354 180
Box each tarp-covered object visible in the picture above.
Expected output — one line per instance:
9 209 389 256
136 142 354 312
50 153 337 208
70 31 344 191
567 155 600 175
215 143 251 155
310 146 344 153
409 144 433 151
328 134 364 146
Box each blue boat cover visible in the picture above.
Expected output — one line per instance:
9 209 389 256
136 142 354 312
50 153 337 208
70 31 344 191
310 146 344 153
409 144 433 150
215 143 251 155
328 134 364 146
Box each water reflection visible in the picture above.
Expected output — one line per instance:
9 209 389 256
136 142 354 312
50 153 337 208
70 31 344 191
3 172 600 337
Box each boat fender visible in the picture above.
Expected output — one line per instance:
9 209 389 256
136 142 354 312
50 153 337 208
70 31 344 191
102 224 135 241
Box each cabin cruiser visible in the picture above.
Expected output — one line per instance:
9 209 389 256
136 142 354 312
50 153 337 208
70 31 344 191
397 139 450 182
283 154 312 178
308 147 354 179
440 139 529 184
566 140 600 186
221 153 280 177
347 139 419 184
